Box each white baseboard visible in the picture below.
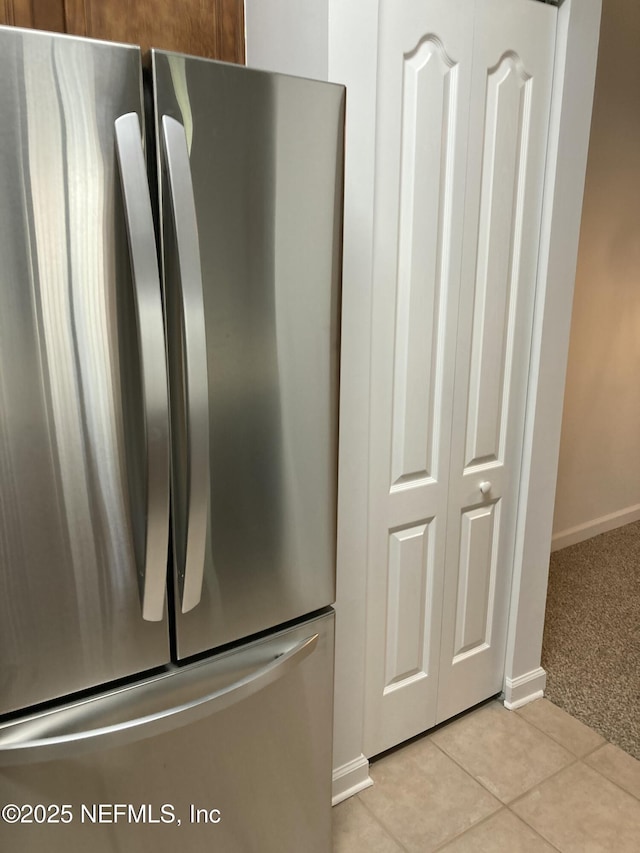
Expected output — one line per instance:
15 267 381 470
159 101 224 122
551 504 640 552
502 667 546 710
332 754 373 805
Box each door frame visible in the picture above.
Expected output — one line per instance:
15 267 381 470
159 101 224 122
501 0 602 710
244 0 603 802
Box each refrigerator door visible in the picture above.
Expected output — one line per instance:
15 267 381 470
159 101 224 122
0 28 171 715
151 52 345 657
0 611 334 853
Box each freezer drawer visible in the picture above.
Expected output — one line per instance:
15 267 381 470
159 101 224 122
0 611 334 853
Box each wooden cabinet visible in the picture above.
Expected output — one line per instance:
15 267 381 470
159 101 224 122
1 0 66 31
364 0 558 756
0 0 244 62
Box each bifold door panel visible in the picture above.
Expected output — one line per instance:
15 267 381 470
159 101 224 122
365 0 474 753
437 0 557 724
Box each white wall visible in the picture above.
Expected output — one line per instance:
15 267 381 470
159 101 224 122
552 0 640 550
245 0 328 79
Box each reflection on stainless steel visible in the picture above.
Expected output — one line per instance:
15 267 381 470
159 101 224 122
22 35 100 656
0 633 318 764
0 613 334 853
114 112 171 622
0 28 342 852
161 116 209 614
153 53 345 657
271 77 345 603
167 54 194 152
0 29 169 716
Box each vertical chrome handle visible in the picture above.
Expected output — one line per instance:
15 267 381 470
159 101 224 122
161 115 209 614
114 113 170 622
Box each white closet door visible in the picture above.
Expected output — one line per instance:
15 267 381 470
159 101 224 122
435 0 557 724
364 0 475 756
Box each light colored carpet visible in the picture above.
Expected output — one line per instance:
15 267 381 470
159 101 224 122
542 521 640 760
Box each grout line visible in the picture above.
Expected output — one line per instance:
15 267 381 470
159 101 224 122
359 734 503 850
429 718 585 809
580 756 640 804
504 809 564 853
514 701 640 801
581 742 607 759
355 792 410 851
429 807 508 852
430 806 565 853
504 752 640 810
507 703 584 757
515 703 609 760
515 713 603 755
428 736 507 802
506 755 581 809
504 758 640 853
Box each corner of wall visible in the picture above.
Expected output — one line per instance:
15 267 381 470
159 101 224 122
332 755 373 806
502 667 546 710
503 0 603 688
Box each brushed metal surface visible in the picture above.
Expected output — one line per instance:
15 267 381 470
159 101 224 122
160 115 209 614
0 611 334 853
0 633 319 764
114 112 171 622
152 52 345 657
0 27 170 715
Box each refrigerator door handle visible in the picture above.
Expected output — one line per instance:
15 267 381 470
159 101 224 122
114 112 170 623
0 633 319 766
161 115 209 614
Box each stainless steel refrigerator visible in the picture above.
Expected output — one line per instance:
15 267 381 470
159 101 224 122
0 25 344 852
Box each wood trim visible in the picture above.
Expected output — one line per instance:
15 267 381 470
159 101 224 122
1 0 14 25
3 0 66 31
63 0 87 36
0 1 245 64
32 0 65 31
82 0 245 62
213 0 245 63
5 0 32 28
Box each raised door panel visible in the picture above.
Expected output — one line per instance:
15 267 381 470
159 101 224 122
364 0 474 757
436 0 557 724
384 523 434 689
453 503 499 659
391 36 457 487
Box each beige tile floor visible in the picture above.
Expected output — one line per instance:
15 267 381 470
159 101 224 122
333 699 640 852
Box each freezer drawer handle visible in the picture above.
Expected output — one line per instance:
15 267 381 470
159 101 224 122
0 633 319 767
161 115 209 614
114 112 170 623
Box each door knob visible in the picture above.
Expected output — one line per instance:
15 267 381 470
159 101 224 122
479 481 492 495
